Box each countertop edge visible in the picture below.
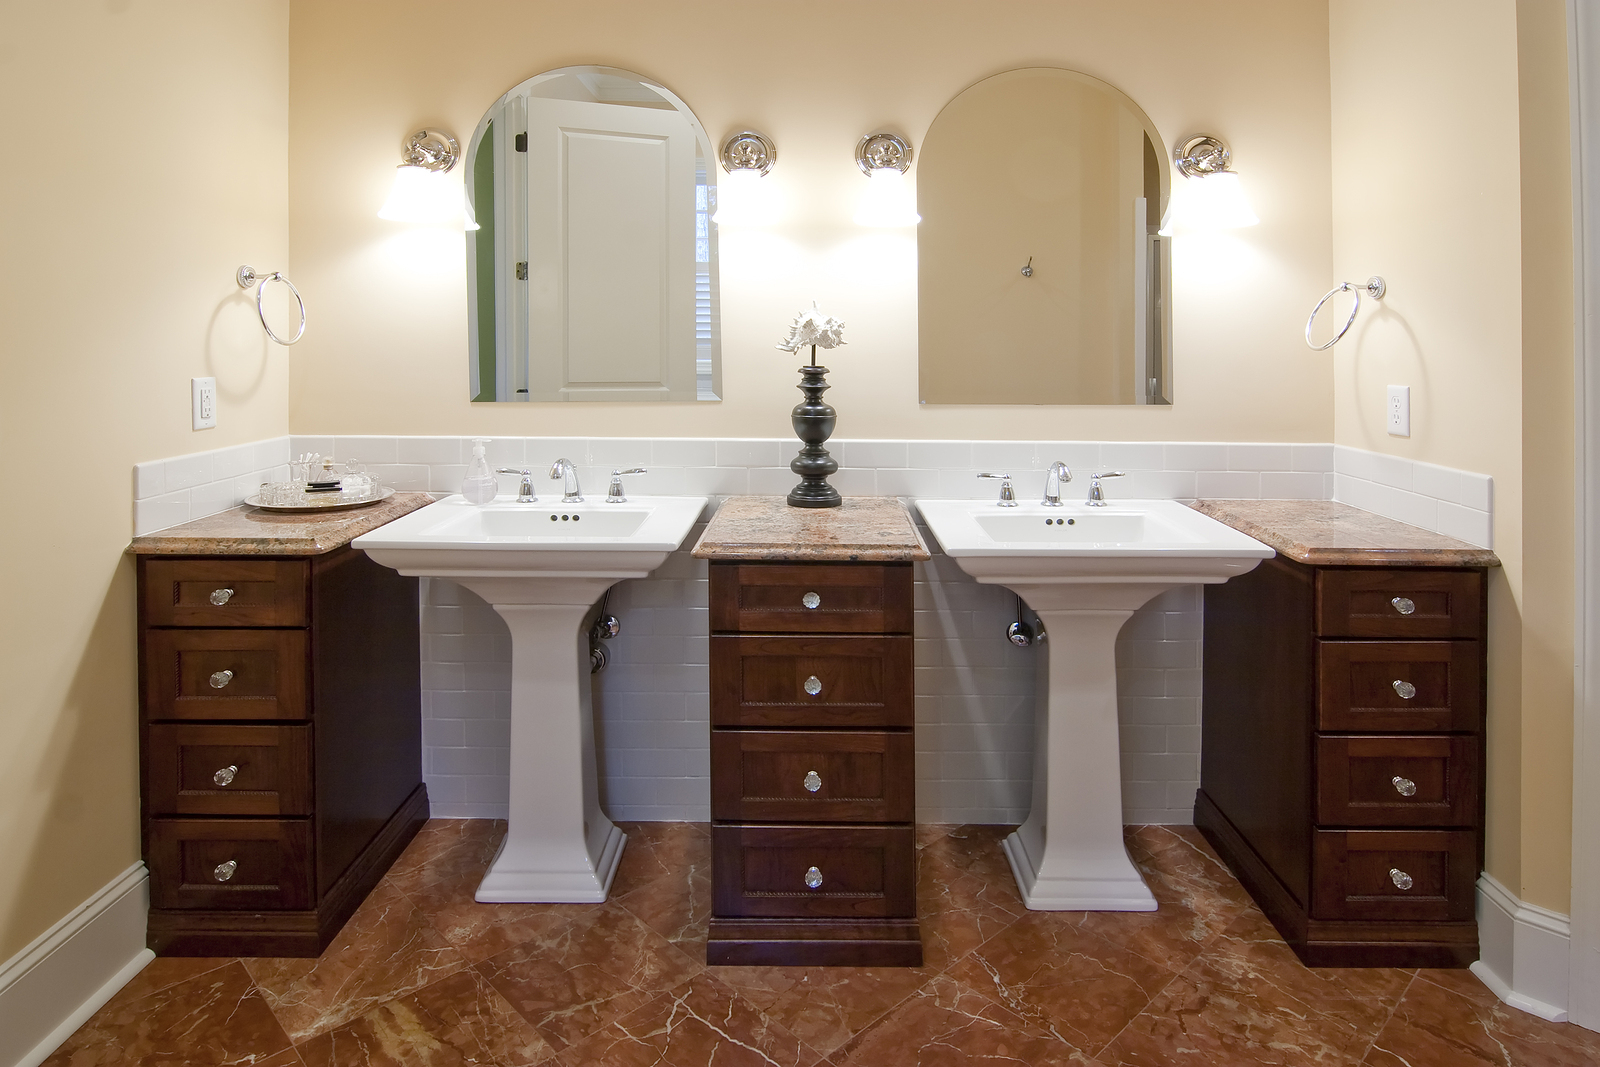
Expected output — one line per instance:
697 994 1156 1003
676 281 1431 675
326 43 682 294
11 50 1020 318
691 496 931 562
127 493 434 557
1190 499 1501 568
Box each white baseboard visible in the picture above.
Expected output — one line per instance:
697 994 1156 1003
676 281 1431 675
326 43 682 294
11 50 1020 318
1474 872 1572 1022
0 863 153 1067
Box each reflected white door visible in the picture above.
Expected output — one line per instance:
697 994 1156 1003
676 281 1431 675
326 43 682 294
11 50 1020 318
524 98 698 401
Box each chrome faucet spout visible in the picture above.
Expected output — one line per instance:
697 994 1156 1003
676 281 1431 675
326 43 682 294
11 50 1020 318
549 458 583 503
1041 461 1073 506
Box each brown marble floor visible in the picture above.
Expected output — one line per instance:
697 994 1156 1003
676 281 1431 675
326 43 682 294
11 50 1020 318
46 820 1600 1066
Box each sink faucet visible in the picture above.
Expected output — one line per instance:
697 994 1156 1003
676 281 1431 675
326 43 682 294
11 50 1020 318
978 472 1017 507
1041 461 1073 507
550 458 583 503
496 468 537 503
1086 471 1126 506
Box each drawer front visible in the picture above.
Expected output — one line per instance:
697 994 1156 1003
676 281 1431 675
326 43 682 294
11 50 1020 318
712 824 915 919
1316 735 1479 827
148 819 312 910
143 559 309 628
711 635 912 728
147 724 312 816
1311 829 1476 922
1318 641 1481 732
711 563 912 634
1316 569 1482 639
144 630 308 721
711 730 914 823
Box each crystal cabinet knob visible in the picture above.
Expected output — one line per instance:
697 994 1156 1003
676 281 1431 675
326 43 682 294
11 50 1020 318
804 866 824 889
1389 868 1414 890
1392 680 1417 700
1391 596 1416 615
209 670 234 689
214 860 238 883
209 587 235 606
802 591 821 609
804 675 823 696
803 770 822 793
213 765 238 787
1392 776 1417 797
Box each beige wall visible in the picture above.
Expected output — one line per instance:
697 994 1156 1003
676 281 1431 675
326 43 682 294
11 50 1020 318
0 2 290 960
1330 0 1575 912
287 0 1334 442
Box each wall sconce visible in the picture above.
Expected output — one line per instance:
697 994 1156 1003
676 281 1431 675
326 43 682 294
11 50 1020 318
712 130 779 226
1158 134 1258 235
853 132 920 227
378 128 478 229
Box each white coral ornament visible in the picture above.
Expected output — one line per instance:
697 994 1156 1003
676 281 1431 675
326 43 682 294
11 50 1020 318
775 302 846 356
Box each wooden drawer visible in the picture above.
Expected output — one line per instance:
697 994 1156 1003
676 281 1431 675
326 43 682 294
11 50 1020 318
712 825 915 919
1316 735 1478 826
143 630 308 721
711 635 912 728
711 730 914 823
711 563 912 634
147 724 312 816
1316 569 1482 639
1318 641 1481 732
148 819 312 911
1311 829 1476 922
142 559 308 628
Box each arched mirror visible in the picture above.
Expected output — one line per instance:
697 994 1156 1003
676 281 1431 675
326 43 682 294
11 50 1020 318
466 66 721 402
918 68 1171 405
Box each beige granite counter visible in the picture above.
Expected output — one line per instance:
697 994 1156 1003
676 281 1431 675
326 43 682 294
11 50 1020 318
128 492 434 556
1192 499 1500 568
693 496 930 561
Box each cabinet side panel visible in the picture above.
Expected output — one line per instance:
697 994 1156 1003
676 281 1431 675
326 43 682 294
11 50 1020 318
312 547 423 896
1202 554 1314 904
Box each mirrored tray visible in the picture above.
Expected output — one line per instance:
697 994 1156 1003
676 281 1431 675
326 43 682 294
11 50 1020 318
245 487 395 513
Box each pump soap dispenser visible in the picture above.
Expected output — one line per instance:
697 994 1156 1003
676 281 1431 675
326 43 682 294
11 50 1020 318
461 438 497 505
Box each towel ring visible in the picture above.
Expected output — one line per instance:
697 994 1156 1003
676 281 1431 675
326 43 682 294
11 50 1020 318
236 265 306 346
1305 276 1385 350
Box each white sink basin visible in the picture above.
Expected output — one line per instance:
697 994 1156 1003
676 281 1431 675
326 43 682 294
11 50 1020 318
915 497 1272 912
354 493 707 904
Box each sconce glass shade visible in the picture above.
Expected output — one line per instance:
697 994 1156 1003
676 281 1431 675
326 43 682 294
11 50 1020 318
711 165 779 226
379 165 477 228
1157 171 1258 235
854 166 921 227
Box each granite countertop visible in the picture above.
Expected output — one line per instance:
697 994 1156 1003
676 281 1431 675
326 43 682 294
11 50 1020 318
1192 499 1500 568
128 492 434 556
693 496 931 561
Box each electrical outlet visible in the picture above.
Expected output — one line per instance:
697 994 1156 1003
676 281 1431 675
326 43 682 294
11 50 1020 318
1387 384 1410 437
192 377 216 430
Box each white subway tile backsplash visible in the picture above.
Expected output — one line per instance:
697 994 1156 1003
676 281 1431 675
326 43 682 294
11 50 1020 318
1100 442 1166 470
1196 471 1261 498
1292 443 1335 472
1166 443 1229 472
1462 472 1493 512
133 460 164 499
1260 471 1326 499
398 436 464 465
164 452 212 490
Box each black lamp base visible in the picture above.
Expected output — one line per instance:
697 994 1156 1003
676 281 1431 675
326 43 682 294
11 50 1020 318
788 362 841 508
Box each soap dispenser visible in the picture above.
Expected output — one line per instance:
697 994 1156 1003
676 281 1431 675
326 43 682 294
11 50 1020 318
461 438 497 504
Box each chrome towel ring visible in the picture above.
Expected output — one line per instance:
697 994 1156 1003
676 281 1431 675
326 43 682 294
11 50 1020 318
236 265 306 346
1305 275 1385 350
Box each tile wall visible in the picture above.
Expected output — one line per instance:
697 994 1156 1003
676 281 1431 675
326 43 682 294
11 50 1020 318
131 435 1494 826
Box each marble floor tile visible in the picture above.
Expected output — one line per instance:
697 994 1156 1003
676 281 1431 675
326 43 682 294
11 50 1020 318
43 961 297 1067
711 965 935 1058
1124 824 1256 922
610 820 712 898
294 968 557 1067
385 819 506 899
915 824 1028 971
615 837 712 949
1362 969 1600 1066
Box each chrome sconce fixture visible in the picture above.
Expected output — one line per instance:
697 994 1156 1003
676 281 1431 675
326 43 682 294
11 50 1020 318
1159 134 1258 234
379 128 477 228
853 131 920 226
720 130 776 176
713 129 778 226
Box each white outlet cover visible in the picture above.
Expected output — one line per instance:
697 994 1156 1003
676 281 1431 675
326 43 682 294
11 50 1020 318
192 377 216 430
1387 384 1410 437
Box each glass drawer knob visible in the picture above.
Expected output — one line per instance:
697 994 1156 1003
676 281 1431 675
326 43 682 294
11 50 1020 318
803 770 822 793
1392 775 1417 797
209 669 235 689
1392 680 1417 700
214 860 238 883
804 866 823 889
804 675 822 696
213 765 238 787
1391 596 1416 615
802 591 821 609
209 587 235 606
1389 867 1414 890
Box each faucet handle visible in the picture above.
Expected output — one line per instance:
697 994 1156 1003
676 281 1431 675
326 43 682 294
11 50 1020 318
978 472 1018 507
495 468 537 502
606 468 647 503
1086 471 1126 506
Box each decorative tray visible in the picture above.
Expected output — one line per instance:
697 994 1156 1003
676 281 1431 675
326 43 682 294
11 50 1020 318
244 487 395 513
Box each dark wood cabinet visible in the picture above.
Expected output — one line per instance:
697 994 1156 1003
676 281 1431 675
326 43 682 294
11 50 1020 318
707 560 921 966
137 546 427 956
1197 554 1487 967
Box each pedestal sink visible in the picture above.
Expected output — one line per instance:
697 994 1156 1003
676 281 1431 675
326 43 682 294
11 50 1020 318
914 497 1272 911
353 494 707 902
